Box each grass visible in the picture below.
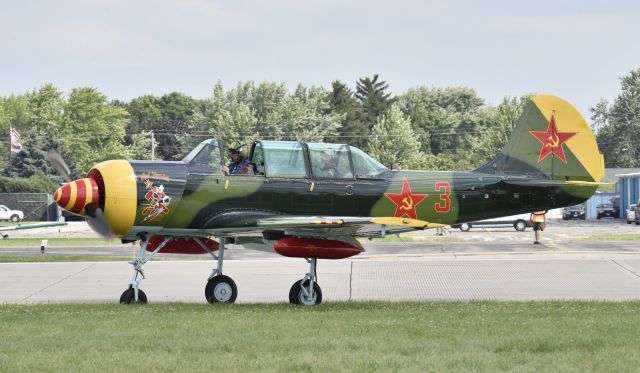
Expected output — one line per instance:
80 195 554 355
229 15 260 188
0 237 124 247
0 302 639 372
0 255 130 263
580 233 640 241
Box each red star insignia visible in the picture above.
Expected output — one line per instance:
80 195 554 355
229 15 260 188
384 178 428 220
529 114 577 164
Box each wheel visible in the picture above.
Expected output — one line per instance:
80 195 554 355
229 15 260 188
205 275 238 303
119 287 147 304
597 214 601 219
10 214 20 222
628 220 632 224
289 279 322 306
514 220 527 232
562 216 568 220
636 220 639 225
459 223 471 232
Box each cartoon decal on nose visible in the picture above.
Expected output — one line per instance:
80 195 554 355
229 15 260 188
141 177 172 222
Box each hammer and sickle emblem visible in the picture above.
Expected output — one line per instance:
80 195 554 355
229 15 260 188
545 134 559 148
401 196 413 210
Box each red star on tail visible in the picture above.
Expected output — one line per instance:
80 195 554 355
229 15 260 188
529 114 576 164
384 178 428 220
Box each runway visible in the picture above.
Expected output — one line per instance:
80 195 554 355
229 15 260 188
2 250 640 304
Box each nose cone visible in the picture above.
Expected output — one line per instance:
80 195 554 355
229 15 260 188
54 178 100 215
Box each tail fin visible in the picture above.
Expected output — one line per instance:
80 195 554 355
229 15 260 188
476 94 604 182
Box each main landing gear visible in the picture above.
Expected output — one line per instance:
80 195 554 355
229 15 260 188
204 236 238 303
289 258 323 306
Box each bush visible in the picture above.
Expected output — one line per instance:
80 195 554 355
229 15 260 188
0 171 57 193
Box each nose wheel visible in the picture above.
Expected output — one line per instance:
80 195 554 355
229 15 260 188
289 258 322 306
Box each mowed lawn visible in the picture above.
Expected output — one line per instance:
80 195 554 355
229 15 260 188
1 302 639 372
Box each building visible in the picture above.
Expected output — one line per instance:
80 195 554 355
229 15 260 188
616 172 640 218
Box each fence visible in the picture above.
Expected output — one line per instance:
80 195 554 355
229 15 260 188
0 193 59 221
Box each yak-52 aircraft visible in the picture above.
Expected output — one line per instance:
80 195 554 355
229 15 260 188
53 94 604 305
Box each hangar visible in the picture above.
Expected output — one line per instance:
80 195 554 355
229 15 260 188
616 172 640 218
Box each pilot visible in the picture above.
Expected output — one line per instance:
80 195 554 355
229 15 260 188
224 147 255 175
320 150 340 178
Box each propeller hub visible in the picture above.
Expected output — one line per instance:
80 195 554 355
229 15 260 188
54 178 100 215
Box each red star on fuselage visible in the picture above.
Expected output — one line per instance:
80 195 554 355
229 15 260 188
529 114 576 164
384 177 428 220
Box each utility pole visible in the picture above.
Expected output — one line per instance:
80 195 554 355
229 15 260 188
151 130 155 161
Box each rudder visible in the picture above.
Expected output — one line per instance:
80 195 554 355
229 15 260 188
477 94 604 182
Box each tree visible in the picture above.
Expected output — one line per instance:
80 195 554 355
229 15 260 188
328 80 366 148
9 84 65 180
190 81 342 157
0 94 29 175
127 92 198 160
355 74 394 142
368 104 423 169
472 95 530 166
396 86 486 157
592 68 640 167
60 87 130 176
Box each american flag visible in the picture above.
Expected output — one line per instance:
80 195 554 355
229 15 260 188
10 126 22 153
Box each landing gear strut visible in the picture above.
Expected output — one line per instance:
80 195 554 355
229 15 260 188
203 236 238 303
120 234 172 304
289 258 322 306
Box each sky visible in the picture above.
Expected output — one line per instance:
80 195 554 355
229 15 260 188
1 0 639 118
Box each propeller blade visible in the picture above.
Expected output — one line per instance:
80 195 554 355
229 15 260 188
84 203 114 239
47 151 72 182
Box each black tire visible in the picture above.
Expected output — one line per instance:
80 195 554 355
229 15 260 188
10 214 20 222
514 220 527 232
119 287 147 304
289 279 322 306
636 220 640 225
628 220 632 224
459 223 471 232
562 216 568 220
597 214 601 219
205 275 238 303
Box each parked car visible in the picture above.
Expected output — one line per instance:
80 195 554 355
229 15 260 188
626 204 637 224
635 200 640 225
596 203 616 219
453 213 531 232
562 205 586 220
0 205 24 222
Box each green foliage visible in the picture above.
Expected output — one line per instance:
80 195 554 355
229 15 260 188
329 80 366 148
127 92 198 160
190 81 342 159
60 87 130 176
472 95 530 166
356 74 395 139
592 68 640 167
368 105 423 169
397 86 486 156
0 171 57 193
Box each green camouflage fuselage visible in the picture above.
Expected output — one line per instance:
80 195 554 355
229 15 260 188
130 161 594 234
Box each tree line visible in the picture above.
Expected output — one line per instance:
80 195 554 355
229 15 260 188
1 70 638 192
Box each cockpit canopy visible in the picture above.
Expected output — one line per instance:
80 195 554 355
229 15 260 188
183 139 388 179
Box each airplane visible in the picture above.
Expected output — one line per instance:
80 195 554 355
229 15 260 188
53 94 604 305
